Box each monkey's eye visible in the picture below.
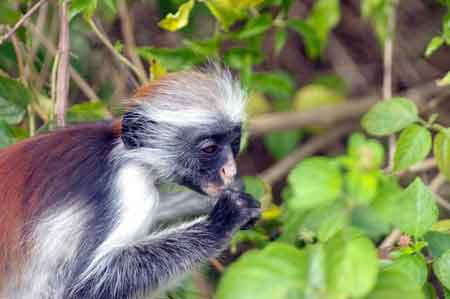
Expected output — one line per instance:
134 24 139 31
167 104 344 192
232 136 241 147
201 144 218 154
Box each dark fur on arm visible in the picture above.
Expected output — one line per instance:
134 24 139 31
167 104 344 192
68 190 260 299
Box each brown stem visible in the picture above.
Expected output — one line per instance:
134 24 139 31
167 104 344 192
55 1 70 126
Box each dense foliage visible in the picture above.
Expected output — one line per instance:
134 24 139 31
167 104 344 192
1 0 450 298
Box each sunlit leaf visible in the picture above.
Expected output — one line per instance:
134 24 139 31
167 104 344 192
286 19 321 59
393 125 432 172
70 0 98 20
437 70 450 87
150 57 166 80
365 268 425 299
383 254 428 287
158 0 195 32
425 36 445 57
251 71 296 100
67 102 110 122
362 97 418 136
137 47 204 71
274 28 288 55
434 129 450 180
235 14 272 39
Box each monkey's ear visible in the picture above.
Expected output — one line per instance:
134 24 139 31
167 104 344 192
121 111 153 149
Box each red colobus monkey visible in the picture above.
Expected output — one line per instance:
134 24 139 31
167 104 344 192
0 68 260 298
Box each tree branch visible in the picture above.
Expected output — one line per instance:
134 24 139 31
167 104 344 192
0 0 48 46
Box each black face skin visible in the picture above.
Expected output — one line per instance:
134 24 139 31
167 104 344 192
176 123 242 195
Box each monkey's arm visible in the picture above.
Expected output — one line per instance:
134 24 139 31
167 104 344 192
69 190 259 299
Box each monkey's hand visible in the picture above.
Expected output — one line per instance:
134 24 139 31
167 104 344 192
207 190 261 236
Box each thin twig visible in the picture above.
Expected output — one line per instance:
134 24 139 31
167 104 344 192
10 35 25 82
382 0 398 172
209 258 225 273
378 228 401 255
87 18 146 84
259 123 355 185
25 23 100 102
55 1 70 126
117 0 147 84
0 0 48 46
396 158 436 177
429 174 450 211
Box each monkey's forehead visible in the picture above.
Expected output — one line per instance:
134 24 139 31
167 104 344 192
129 69 247 125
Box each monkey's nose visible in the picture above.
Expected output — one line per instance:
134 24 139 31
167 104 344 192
220 159 237 185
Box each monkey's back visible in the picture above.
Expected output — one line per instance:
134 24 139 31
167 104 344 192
0 121 119 283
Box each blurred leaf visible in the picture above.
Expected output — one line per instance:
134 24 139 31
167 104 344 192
433 249 450 290
362 97 418 136
287 157 342 211
293 84 345 112
311 74 348 96
351 206 390 240
224 47 263 70
371 175 403 224
182 38 220 57
243 176 270 203
70 0 98 20
230 230 269 252
423 283 437 299
262 206 282 220
393 125 432 172
150 57 166 80
431 220 450 232
158 0 195 32
67 102 110 122
168 274 200 299
437 70 450 87
137 47 203 71
300 201 348 242
325 231 378 297
306 0 340 55
0 121 14 148
391 178 439 238
364 268 425 299
0 2 20 25
274 28 288 55
384 254 428 287
425 231 450 258
246 91 271 117
263 130 303 160
203 0 263 31
434 129 450 180
251 71 296 100
346 169 379 204
235 14 272 39
287 19 321 59
347 133 384 171
425 36 444 57
217 243 308 299
361 0 391 45
443 12 450 43
0 75 32 125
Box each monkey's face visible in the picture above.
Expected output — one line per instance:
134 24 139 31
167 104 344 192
176 124 242 197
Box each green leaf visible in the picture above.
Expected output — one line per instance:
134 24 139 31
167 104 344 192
137 47 204 71
0 75 32 125
251 71 296 100
362 97 419 136
203 0 262 31
365 268 425 299
393 125 432 172
306 0 340 55
286 19 321 59
347 133 385 171
217 243 308 299
371 175 403 224
235 14 272 39
311 74 348 96
384 254 428 287
66 102 110 122
158 0 195 32
325 231 379 297
224 47 263 70
246 91 271 117
0 2 21 25
361 0 391 45
351 206 390 240
437 70 450 87
391 178 439 238
346 169 379 204
243 176 267 202
433 249 450 290
425 231 450 258
434 129 450 180
70 0 98 20
182 38 220 57
274 29 288 55
425 36 444 57
299 201 348 242
287 157 342 211
263 130 303 160
0 120 14 148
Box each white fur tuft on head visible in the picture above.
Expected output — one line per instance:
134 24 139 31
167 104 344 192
131 64 247 127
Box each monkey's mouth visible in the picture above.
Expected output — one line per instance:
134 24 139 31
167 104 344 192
201 182 229 197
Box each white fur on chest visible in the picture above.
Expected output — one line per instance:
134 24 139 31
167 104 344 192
100 163 158 253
